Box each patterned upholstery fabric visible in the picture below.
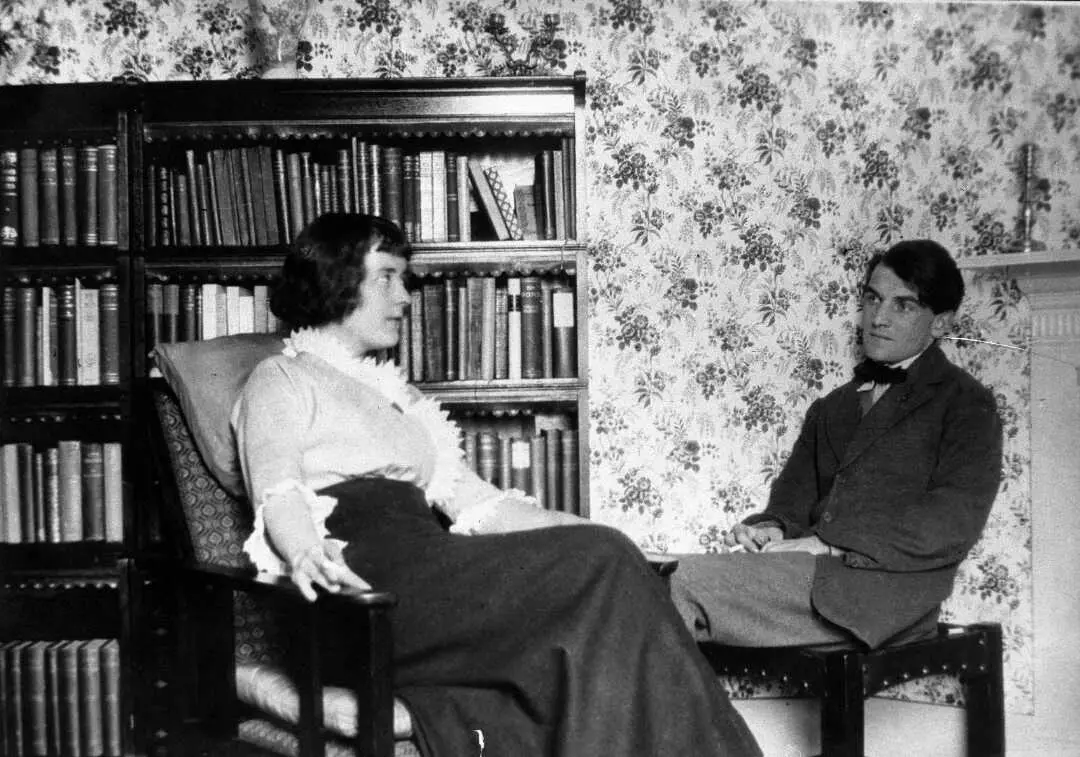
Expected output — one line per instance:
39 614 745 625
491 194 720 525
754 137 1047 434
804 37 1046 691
236 663 413 739
154 387 286 665
153 384 415 751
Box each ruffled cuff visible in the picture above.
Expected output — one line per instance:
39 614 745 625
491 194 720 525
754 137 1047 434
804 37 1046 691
242 478 344 575
449 488 539 535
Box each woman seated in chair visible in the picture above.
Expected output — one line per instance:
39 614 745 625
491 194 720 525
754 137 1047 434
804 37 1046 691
232 212 762 757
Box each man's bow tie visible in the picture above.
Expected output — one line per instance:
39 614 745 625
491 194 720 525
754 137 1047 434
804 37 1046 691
853 359 908 385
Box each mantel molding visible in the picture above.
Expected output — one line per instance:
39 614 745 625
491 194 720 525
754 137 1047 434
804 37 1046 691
959 252 1080 343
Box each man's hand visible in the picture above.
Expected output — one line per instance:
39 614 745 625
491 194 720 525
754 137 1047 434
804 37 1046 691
761 534 834 555
288 540 371 602
724 523 784 553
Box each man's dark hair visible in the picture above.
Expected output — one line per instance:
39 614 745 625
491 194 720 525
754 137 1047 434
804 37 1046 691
270 213 411 329
863 239 964 314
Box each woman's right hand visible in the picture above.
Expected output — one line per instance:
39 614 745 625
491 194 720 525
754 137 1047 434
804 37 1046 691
288 540 371 602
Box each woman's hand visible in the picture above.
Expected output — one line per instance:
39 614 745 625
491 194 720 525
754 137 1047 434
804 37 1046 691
724 523 784 552
288 540 371 602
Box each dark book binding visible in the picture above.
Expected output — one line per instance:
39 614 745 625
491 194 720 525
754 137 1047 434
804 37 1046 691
519 277 543 380
60 147 78 246
420 282 446 382
76 146 99 246
97 145 118 246
0 150 18 247
81 442 106 542
39 148 60 246
19 147 40 248
98 283 120 385
560 429 580 515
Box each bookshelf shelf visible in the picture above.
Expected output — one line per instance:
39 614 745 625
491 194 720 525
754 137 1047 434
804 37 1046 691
957 250 1080 278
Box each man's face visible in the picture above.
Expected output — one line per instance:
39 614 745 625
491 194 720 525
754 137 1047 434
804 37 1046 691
860 263 954 364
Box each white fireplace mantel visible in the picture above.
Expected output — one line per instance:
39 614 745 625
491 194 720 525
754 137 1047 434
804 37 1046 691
959 250 1080 752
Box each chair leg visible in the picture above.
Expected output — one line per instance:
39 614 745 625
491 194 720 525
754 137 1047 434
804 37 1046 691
817 651 866 757
964 625 1005 757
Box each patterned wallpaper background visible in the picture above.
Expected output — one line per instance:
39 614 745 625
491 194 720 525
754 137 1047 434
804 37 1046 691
5 0 1079 714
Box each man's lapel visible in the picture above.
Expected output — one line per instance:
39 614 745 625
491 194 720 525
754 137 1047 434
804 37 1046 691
838 344 950 469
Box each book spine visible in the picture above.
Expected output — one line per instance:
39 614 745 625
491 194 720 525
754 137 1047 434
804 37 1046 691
506 278 522 380
552 284 577 378
97 145 118 246
7 642 28 756
162 283 179 344
179 283 197 341
409 288 424 382
480 277 497 381
464 278 483 381
462 429 477 473
284 152 304 243
540 278 554 379
445 152 460 242
194 161 213 247
355 139 370 214
57 283 78 386
381 146 403 232
494 281 508 380
367 143 382 216
98 283 120 385
1 149 19 246
538 150 556 240
498 435 513 489
172 173 190 246
204 151 223 245
417 151 433 242
17 442 34 543
529 434 547 505
77 641 104 757
421 282 445 382
257 146 280 246
510 438 532 493
19 147 40 248
76 146 99 246
430 150 447 242
562 136 577 239
100 641 121 757
456 284 468 383
81 443 105 542
519 277 543 380
33 450 45 544
103 443 123 543
3 286 17 386
514 184 540 241
39 148 60 246
443 279 458 382
544 428 561 511
45 642 63 757
271 149 290 245
57 440 83 542
38 286 56 387
16 286 36 387
60 147 78 246
59 642 81 757
44 447 60 542
154 165 171 246
26 641 48 757
476 431 498 484
2 445 22 541
552 147 567 241
77 285 100 386
456 155 471 242
561 429 580 515
335 148 352 214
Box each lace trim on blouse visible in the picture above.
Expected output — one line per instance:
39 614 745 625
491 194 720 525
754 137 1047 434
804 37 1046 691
244 327 464 574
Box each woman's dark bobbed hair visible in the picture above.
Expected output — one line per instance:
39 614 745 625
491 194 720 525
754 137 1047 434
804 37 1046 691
270 213 411 329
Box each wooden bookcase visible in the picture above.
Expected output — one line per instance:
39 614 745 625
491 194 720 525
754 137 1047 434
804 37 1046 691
1 75 588 755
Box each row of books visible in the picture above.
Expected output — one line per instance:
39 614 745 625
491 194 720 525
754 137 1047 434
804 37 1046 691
0 639 122 757
0 441 124 545
147 140 575 248
462 427 581 515
1 282 122 388
400 276 577 383
0 145 120 248
145 282 281 350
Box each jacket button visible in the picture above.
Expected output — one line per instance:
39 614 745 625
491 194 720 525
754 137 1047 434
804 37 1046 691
822 512 834 523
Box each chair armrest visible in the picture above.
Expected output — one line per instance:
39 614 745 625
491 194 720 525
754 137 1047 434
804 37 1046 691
176 561 397 609
169 560 399 757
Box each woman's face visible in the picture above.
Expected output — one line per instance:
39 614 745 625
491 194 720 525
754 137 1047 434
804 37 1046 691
337 249 411 355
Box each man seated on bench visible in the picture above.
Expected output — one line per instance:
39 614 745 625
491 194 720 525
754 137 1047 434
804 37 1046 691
670 239 1003 649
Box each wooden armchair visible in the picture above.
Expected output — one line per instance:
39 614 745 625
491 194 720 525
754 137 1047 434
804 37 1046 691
145 378 420 757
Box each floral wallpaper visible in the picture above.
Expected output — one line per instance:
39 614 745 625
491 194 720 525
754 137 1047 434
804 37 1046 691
5 0 1078 715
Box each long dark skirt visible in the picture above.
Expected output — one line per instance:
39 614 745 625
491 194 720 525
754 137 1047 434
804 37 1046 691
322 477 761 757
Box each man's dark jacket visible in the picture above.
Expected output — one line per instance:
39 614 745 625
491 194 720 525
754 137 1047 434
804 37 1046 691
746 343 1003 648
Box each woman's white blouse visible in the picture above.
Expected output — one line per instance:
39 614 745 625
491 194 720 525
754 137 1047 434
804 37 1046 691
231 330 507 574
